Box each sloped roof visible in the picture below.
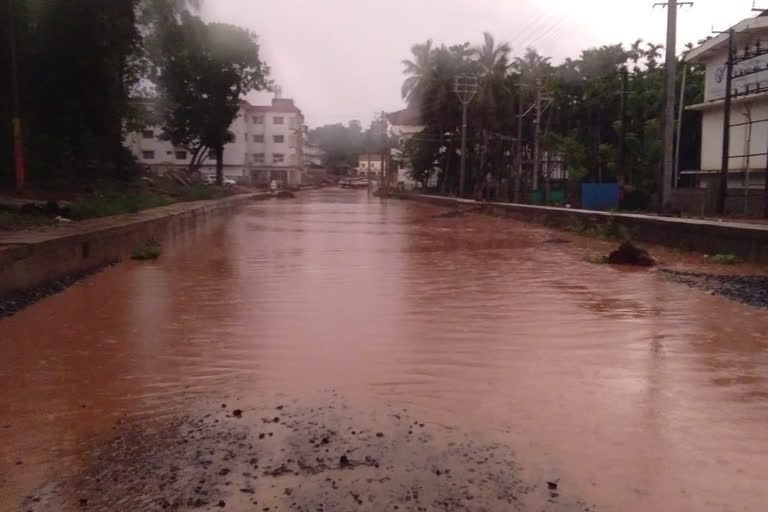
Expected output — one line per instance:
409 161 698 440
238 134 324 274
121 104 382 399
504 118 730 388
685 15 768 64
239 98 303 114
387 107 422 126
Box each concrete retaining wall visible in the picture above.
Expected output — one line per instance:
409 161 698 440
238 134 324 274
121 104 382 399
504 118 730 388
0 193 268 299
395 193 768 264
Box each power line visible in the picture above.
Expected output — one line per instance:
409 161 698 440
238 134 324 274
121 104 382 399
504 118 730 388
508 11 552 50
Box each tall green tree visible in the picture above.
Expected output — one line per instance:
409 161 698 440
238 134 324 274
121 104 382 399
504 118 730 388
0 0 201 186
309 121 363 171
401 40 434 107
399 32 703 206
156 14 270 184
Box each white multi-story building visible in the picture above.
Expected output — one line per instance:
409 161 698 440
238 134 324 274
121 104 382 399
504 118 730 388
684 10 768 192
357 154 384 177
126 98 306 186
387 107 425 189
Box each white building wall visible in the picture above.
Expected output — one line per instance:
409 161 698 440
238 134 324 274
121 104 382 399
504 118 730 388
390 123 425 188
127 102 306 185
700 100 768 172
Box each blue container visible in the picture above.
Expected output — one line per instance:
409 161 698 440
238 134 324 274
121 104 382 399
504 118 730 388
581 183 619 211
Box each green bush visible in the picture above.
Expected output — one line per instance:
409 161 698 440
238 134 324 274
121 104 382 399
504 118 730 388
69 189 171 220
131 239 162 260
563 218 587 233
710 253 741 265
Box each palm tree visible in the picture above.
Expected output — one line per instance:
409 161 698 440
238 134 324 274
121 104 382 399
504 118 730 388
512 47 552 84
629 38 644 67
401 39 434 107
476 32 511 76
645 42 664 70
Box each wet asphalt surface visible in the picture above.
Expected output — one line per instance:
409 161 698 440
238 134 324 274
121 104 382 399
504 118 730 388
21 396 595 512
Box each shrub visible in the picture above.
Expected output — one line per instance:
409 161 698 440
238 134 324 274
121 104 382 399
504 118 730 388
710 253 741 265
131 239 162 260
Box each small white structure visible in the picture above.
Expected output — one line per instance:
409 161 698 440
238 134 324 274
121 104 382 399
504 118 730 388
684 10 768 192
126 98 306 186
387 108 425 190
303 140 326 167
357 154 384 177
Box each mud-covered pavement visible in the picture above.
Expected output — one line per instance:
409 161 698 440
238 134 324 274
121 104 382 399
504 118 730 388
23 396 592 512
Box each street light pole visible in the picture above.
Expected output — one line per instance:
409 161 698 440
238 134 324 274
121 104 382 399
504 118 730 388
454 76 478 198
8 0 25 190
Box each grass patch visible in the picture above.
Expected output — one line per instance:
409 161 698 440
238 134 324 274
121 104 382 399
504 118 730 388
0 211 57 230
70 190 171 220
710 253 742 265
68 181 223 220
586 219 626 241
132 239 162 260
561 217 628 241
563 218 587 233
677 239 692 253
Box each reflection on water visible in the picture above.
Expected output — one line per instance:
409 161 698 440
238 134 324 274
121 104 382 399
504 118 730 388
2 189 768 511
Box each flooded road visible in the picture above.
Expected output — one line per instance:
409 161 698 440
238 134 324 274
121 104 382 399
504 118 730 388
2 189 768 511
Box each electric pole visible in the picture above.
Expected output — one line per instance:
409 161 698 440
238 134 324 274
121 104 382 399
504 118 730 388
618 66 629 186
380 111 388 191
718 29 735 215
515 81 524 203
454 76 478 198
9 0 25 191
533 80 542 196
655 1 693 213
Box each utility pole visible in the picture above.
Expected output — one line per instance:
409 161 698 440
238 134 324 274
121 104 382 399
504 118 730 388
654 1 692 212
674 61 688 189
718 29 735 215
618 66 629 186
9 0 25 191
379 111 388 191
515 81 524 203
533 80 542 196
454 76 478 198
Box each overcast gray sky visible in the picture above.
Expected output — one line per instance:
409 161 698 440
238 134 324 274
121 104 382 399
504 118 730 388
202 0 760 127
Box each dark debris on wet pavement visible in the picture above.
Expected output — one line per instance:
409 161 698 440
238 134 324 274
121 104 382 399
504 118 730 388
21 399 596 512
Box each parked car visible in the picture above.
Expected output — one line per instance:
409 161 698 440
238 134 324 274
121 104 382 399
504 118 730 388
203 175 236 186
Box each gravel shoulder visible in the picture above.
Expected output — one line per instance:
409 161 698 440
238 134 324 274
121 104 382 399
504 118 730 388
660 269 768 308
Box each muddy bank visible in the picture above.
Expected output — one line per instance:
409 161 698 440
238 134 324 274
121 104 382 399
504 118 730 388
22 400 594 512
660 269 768 308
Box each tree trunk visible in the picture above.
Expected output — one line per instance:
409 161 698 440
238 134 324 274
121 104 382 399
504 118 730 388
215 146 224 185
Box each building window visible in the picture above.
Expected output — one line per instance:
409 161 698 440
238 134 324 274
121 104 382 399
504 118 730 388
253 134 264 143
273 153 285 164
253 153 265 164
142 150 155 160
273 116 284 125
273 135 285 143
253 115 264 124
141 129 154 139
175 150 187 160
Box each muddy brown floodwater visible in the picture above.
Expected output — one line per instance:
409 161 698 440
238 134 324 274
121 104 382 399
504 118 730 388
3 189 768 512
